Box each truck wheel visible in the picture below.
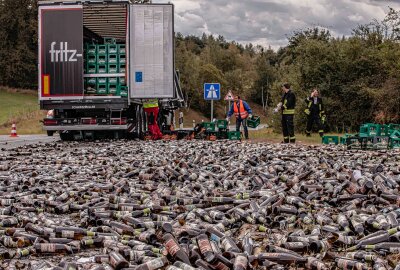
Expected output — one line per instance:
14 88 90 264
135 106 144 139
47 131 54 137
139 106 146 139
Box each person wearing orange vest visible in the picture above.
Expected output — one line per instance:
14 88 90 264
143 99 163 140
227 95 253 140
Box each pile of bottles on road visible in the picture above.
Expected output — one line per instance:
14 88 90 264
0 140 400 269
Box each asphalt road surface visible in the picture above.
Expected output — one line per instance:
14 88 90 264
0 134 59 150
0 125 268 150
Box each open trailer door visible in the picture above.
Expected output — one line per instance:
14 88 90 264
129 4 174 99
39 5 84 100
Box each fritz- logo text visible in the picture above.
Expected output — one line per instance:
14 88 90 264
49 42 82 62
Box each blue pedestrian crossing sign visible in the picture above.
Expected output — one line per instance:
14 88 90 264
204 83 221 100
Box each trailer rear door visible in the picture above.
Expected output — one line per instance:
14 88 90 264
39 5 84 100
129 4 174 98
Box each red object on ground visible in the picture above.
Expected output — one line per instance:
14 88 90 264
10 122 18 137
144 107 163 140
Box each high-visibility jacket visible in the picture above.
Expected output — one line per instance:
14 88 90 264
281 90 296 115
143 99 158 109
304 97 324 117
233 100 249 119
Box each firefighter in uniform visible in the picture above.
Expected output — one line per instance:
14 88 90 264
143 99 163 140
280 83 296 143
304 88 325 137
227 95 253 140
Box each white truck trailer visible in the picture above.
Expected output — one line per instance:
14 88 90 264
38 0 185 140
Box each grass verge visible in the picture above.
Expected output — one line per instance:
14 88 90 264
0 87 45 135
249 127 342 144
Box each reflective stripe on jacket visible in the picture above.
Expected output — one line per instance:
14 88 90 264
282 90 296 115
233 100 249 119
304 97 324 116
143 99 159 109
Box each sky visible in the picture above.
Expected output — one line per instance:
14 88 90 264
152 0 400 49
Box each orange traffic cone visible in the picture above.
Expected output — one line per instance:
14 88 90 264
10 122 18 137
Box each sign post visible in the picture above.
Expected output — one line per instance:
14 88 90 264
224 90 234 116
204 83 221 121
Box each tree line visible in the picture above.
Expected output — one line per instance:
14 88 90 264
1 0 399 132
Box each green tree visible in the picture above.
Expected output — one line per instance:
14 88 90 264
0 0 38 88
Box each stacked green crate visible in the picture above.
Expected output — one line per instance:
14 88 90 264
373 136 390 150
118 44 126 74
359 123 379 137
202 122 216 132
84 44 97 94
388 124 400 136
117 44 127 97
119 86 128 97
96 77 107 95
340 133 353 144
84 40 128 96
389 130 400 149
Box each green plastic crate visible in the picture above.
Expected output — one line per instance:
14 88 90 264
340 134 354 144
104 37 116 44
118 64 126 73
322 136 339 145
389 138 400 149
107 44 118 54
119 85 128 97
108 83 118 95
86 44 97 55
108 54 118 64
359 123 380 137
86 64 97 74
388 124 400 136
97 45 107 55
364 137 375 150
97 55 107 65
108 64 118 74
118 54 126 64
390 130 400 139
87 77 97 86
373 136 390 150
118 77 126 86
202 122 215 132
118 44 126 54
228 131 241 140
346 136 363 150
378 125 389 136
108 77 118 85
388 123 400 130
247 115 261 128
96 83 108 95
97 64 108 74
97 77 107 84
217 119 228 129
86 55 97 65
84 80 96 95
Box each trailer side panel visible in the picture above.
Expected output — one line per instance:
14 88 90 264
129 4 174 98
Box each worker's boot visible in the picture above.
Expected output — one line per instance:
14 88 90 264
306 131 311 137
319 130 324 137
283 137 289 143
290 137 296 144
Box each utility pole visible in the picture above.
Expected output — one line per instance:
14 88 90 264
261 86 265 112
265 76 269 111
